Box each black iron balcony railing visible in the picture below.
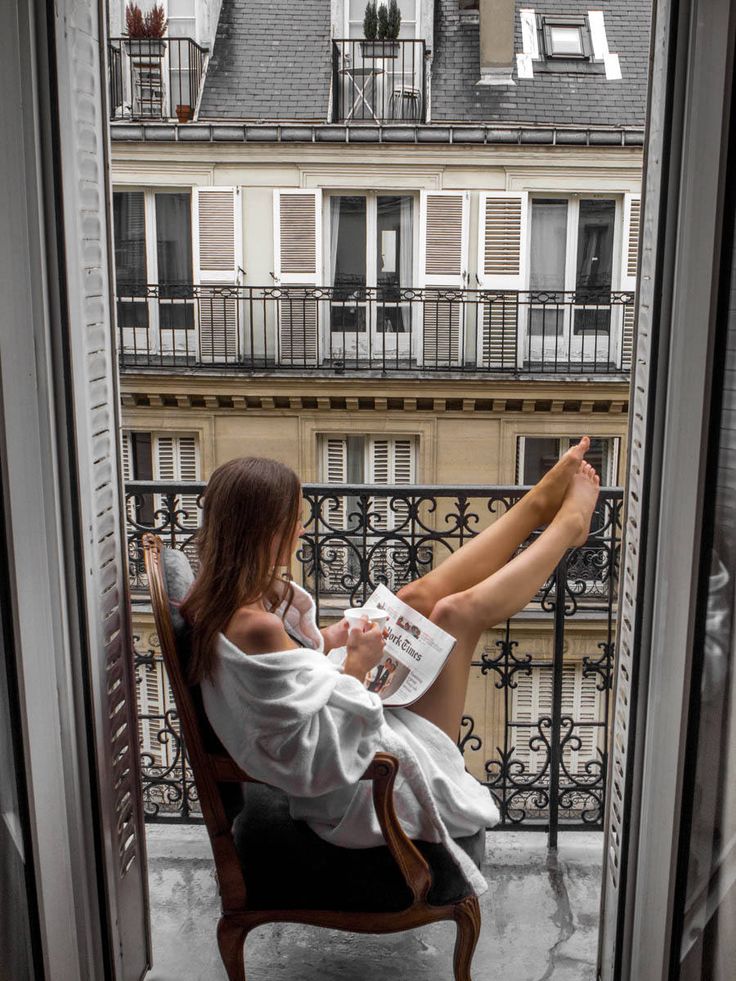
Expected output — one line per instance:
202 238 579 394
108 37 207 121
332 39 428 123
116 284 634 375
127 481 623 844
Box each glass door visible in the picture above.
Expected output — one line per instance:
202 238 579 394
328 193 415 363
527 197 619 368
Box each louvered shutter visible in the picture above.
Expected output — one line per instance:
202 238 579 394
153 434 200 533
274 190 322 365
620 194 641 370
419 191 469 367
368 437 415 531
195 187 241 362
477 191 529 369
121 431 135 524
512 666 554 776
321 436 350 592
324 437 347 527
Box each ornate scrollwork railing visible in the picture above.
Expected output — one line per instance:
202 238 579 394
128 481 623 843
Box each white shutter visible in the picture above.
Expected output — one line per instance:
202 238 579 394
620 194 641 370
419 191 469 367
324 436 347 528
274 190 322 365
195 187 242 362
512 666 554 775
153 434 200 532
367 436 416 531
321 436 349 592
477 191 529 368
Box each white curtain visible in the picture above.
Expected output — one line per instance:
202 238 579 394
329 196 341 286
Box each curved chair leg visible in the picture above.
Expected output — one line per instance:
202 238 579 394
217 916 249 981
453 896 481 981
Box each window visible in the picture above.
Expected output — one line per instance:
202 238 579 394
536 15 603 75
112 189 194 331
318 434 418 595
328 193 415 334
529 196 617 336
517 436 619 486
121 431 200 532
347 0 419 38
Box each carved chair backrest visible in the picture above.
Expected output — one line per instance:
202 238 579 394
142 534 250 911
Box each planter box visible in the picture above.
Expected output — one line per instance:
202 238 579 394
125 38 167 60
360 40 400 59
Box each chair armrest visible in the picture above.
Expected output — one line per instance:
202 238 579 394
360 753 431 904
211 755 260 784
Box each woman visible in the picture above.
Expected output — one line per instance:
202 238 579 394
180 439 599 893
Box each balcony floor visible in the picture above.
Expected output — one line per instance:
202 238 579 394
145 825 603 980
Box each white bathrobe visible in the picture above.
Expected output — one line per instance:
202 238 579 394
201 582 499 895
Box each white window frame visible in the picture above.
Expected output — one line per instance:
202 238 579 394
527 193 623 294
345 0 421 37
113 186 195 351
323 190 420 290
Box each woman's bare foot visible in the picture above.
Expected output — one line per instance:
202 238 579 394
527 436 591 524
557 461 600 546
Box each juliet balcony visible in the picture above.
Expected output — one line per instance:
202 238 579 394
108 36 207 122
116 284 635 376
332 39 429 124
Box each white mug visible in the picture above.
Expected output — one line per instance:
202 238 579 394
344 605 390 629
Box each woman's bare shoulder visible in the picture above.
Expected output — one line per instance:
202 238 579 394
224 607 297 656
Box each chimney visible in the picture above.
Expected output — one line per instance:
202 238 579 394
478 0 516 86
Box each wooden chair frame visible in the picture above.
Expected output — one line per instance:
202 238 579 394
142 533 481 980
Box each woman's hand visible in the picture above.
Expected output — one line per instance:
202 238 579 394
320 618 350 653
343 619 388 682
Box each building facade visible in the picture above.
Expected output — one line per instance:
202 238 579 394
110 0 648 810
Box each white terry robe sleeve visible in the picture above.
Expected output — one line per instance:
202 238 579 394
201 640 385 798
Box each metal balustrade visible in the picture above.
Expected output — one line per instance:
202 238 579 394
108 37 206 121
332 39 428 123
116 284 634 375
127 481 623 841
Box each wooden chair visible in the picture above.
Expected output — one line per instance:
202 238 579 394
142 533 483 980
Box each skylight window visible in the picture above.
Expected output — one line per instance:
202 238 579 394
548 25 584 57
541 15 592 61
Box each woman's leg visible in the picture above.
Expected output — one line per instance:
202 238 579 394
406 463 600 740
397 437 590 618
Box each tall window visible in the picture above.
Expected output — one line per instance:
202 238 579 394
529 197 617 335
112 189 194 330
347 0 419 37
517 436 619 486
121 431 200 532
329 193 414 333
318 434 418 595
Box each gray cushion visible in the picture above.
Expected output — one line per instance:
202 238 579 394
160 547 195 632
233 782 485 912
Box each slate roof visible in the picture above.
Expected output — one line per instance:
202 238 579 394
199 0 331 121
431 0 651 127
198 0 651 128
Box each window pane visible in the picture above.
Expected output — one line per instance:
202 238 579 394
576 199 615 292
377 195 412 333
331 196 366 294
155 192 192 288
530 199 567 291
550 26 583 55
586 438 615 486
113 190 147 290
522 438 561 484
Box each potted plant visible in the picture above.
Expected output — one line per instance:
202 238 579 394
360 0 402 58
175 104 194 123
124 2 167 60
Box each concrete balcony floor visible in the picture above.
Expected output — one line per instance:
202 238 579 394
145 825 603 981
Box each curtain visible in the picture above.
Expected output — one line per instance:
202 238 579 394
329 196 341 287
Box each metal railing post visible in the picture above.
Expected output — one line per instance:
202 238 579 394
548 553 568 849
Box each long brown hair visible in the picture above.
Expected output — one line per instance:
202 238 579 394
180 457 302 684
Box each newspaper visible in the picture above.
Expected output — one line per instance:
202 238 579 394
329 583 456 708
